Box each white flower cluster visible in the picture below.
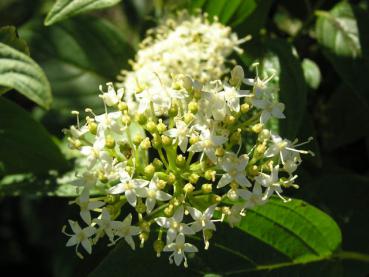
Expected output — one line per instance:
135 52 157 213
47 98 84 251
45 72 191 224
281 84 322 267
63 12 312 268
116 10 248 115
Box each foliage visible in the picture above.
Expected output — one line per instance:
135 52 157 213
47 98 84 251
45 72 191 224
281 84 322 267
0 0 369 276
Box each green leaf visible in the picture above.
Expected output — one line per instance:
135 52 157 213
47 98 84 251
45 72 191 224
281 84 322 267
302 58 321 89
44 0 121 26
0 97 68 175
20 16 134 117
316 2 361 58
0 26 29 55
0 42 52 108
237 198 341 262
268 39 308 139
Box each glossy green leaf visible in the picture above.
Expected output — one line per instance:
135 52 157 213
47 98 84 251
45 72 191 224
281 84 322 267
267 39 308 139
237 198 341 261
316 2 361 58
0 42 52 108
0 97 68 175
45 0 121 26
302 58 321 89
20 16 134 116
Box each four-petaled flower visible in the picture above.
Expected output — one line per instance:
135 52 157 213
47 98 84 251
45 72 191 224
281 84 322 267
163 233 198 268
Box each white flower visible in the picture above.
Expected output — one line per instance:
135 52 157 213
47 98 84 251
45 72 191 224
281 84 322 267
64 220 96 258
217 153 252 188
99 82 124 106
163 233 198 267
70 171 98 189
237 184 265 209
188 205 217 233
74 189 104 224
155 206 194 243
93 208 115 241
255 165 283 200
188 128 227 163
164 120 191 153
108 171 149 206
226 204 245 227
111 214 140 249
136 175 172 213
220 84 249 112
80 136 111 168
95 111 124 133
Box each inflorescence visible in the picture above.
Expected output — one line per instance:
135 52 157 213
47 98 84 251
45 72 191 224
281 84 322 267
62 11 312 268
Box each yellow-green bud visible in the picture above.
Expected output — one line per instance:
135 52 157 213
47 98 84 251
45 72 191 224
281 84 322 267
98 171 108 183
157 121 167 133
151 133 162 148
184 112 195 124
241 103 250 113
188 101 198 113
140 137 151 149
256 143 266 155
146 121 157 133
247 165 259 176
122 113 131 125
144 164 156 178
205 170 216 181
133 134 144 146
153 240 165 257
136 201 146 213
258 129 270 141
168 101 179 117
176 154 186 167
156 179 166 190
105 135 115 148
118 101 128 112
201 183 212 193
167 173 176 185
139 232 149 247
224 115 236 126
136 113 147 125
251 123 263 133
161 135 172 146
88 121 97 135
215 147 225 157
183 183 194 194
125 165 134 176
152 158 163 170
193 80 202 99
230 129 241 144
189 134 200 145
164 204 174 216
189 173 199 184
105 195 120 204
211 194 222 204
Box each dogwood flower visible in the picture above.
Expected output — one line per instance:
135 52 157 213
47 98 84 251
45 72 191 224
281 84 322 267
108 171 149 206
63 220 96 258
163 233 198 267
111 214 141 249
218 153 252 188
164 120 191 153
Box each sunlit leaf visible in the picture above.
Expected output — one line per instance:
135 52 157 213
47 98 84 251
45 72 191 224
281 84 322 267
45 0 121 26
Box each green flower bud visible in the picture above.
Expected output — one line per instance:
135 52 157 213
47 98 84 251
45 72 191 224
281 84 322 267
188 101 198 113
105 135 115 149
251 123 263 133
156 179 167 190
161 135 172 146
133 134 144 146
176 154 186 167
201 183 212 193
140 137 151 150
152 158 163 170
188 173 199 184
153 240 165 257
224 115 236 126
215 147 225 157
118 101 128 112
144 164 156 178
230 129 241 144
122 113 131 126
183 183 194 194
146 121 157 133
204 170 216 181
151 133 162 148
157 121 167 133
184 112 194 124
189 134 200 145
167 173 176 185
136 113 147 125
240 103 250 113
